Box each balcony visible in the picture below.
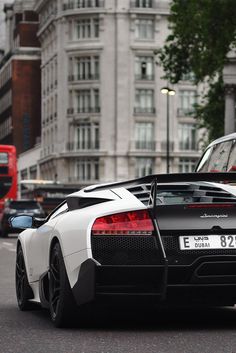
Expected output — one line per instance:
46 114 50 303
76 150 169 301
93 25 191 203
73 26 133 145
134 107 155 114
130 0 153 8
63 0 104 10
135 140 156 151
179 143 198 152
161 141 175 152
68 74 99 82
66 141 100 152
67 107 101 115
177 108 195 117
77 107 100 113
135 74 154 81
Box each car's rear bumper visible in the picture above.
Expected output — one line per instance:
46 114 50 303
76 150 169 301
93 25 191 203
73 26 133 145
72 256 236 307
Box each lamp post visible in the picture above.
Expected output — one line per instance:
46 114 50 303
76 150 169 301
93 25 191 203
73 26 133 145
160 87 176 173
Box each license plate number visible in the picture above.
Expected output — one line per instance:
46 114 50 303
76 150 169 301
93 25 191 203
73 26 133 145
179 235 236 250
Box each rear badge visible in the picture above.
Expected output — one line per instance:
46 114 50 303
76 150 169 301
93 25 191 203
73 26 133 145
200 213 228 219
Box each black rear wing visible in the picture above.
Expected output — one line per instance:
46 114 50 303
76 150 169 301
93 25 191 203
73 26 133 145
84 172 236 193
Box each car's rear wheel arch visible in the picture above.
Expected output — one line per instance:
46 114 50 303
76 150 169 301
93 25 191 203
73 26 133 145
49 237 60 259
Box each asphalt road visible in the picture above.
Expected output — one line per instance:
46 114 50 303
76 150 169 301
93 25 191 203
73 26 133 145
1 236 236 353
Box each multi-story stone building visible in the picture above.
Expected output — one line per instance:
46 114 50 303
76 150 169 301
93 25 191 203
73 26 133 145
33 0 202 185
0 0 41 156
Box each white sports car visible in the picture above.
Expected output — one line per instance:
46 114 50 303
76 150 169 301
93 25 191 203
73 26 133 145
11 172 236 327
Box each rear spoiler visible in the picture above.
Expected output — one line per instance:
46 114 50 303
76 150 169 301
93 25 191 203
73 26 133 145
84 172 236 193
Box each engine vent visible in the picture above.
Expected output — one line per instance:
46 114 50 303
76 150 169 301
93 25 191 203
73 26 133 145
127 182 236 206
126 184 151 205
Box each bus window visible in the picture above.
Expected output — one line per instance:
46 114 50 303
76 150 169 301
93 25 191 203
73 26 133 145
0 145 17 212
0 153 8 164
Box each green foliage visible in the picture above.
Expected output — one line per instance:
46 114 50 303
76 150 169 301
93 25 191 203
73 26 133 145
195 77 225 144
158 0 236 141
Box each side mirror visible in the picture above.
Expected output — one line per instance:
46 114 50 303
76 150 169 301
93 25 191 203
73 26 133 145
9 215 33 230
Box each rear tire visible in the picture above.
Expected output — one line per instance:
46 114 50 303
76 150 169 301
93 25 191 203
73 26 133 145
49 242 77 327
15 244 34 310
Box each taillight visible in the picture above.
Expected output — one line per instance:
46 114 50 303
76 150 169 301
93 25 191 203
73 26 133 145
91 210 154 236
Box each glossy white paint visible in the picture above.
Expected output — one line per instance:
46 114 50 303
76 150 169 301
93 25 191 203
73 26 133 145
17 186 145 303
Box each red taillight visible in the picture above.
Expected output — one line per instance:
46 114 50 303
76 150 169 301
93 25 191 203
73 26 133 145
92 210 154 236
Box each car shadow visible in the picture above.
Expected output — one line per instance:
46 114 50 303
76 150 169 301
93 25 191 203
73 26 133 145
26 305 236 331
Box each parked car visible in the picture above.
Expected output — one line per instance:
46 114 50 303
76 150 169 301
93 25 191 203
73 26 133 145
1 199 45 237
196 132 236 172
9 172 236 327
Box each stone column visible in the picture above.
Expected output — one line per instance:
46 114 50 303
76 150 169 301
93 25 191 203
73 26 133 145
224 85 236 134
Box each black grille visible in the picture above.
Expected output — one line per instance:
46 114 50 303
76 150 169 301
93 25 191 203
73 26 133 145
91 236 160 265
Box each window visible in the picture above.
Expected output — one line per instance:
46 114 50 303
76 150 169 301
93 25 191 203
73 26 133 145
207 141 233 172
77 18 99 39
178 90 197 116
178 158 197 173
73 56 99 80
135 158 153 178
76 158 99 181
196 147 213 172
135 18 154 40
77 0 100 7
0 153 8 164
178 123 197 151
75 122 99 150
29 166 37 179
181 72 195 82
49 202 68 220
133 0 153 7
20 169 28 180
135 122 154 150
135 56 154 80
226 140 236 171
76 89 100 113
135 89 155 114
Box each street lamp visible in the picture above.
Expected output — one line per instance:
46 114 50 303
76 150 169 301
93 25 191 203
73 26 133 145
160 86 176 173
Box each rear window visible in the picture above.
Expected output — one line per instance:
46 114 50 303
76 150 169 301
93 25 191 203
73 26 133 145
0 153 8 164
9 201 40 210
196 141 233 172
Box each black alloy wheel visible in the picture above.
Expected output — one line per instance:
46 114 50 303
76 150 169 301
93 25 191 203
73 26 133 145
49 242 77 327
15 244 33 310
49 246 61 319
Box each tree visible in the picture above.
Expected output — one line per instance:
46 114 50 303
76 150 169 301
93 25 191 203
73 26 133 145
158 0 236 141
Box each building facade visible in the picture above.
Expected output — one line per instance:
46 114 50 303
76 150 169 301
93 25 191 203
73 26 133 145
33 0 202 185
0 0 41 156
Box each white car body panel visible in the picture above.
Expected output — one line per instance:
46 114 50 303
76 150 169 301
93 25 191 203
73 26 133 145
17 189 145 302
16 176 236 306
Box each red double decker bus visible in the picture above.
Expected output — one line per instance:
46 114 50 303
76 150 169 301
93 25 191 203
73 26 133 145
0 145 17 213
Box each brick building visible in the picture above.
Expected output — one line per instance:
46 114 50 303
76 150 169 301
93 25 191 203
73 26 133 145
0 0 41 156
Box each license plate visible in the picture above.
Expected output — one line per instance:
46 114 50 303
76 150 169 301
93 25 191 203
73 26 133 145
179 235 236 250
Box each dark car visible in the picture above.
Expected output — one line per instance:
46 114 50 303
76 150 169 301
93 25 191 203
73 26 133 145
0 199 45 237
